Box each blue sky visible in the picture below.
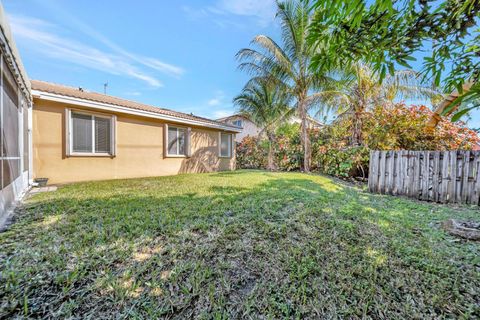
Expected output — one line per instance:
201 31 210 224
3 0 480 127
3 0 280 119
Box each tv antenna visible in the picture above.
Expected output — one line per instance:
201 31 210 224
103 82 108 94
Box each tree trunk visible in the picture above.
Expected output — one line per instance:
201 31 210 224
266 131 277 171
426 82 472 132
351 111 363 146
299 100 311 172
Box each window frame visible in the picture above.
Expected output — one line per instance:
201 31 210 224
165 124 190 158
232 119 243 127
67 109 116 157
219 132 233 158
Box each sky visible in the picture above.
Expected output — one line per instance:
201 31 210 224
3 0 480 128
3 0 280 119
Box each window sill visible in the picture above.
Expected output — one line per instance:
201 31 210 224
219 155 233 159
68 153 114 158
165 154 187 158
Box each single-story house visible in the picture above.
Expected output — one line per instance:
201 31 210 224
31 80 241 185
218 113 323 143
0 1 242 220
0 4 32 223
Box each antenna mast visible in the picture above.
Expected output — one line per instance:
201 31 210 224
103 82 108 94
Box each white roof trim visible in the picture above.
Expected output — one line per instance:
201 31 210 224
32 89 242 133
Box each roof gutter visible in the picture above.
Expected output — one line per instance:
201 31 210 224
32 90 242 133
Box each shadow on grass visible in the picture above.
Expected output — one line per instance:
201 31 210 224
1 173 479 319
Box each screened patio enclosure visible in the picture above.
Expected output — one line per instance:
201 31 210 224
0 3 32 222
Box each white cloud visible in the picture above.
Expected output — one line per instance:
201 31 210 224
183 0 277 28
213 109 233 119
216 0 276 22
9 14 184 87
208 98 221 106
29 0 185 79
207 90 225 106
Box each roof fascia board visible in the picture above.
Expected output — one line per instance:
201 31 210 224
32 90 241 133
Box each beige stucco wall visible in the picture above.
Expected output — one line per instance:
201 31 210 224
33 99 235 184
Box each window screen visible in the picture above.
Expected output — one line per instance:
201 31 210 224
94 116 111 153
220 133 231 157
167 126 187 155
72 112 93 153
233 120 242 127
71 112 113 154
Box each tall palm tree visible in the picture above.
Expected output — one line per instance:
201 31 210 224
321 63 443 145
236 0 334 172
234 78 292 170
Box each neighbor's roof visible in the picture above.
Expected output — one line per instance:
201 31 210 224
216 114 250 122
218 113 323 126
31 80 241 132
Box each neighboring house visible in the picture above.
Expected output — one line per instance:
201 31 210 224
31 81 241 184
216 115 261 142
218 113 323 142
289 115 323 129
0 4 33 222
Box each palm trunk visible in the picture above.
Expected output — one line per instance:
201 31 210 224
426 82 472 132
352 111 363 146
299 99 311 172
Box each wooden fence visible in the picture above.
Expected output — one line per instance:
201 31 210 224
368 150 480 205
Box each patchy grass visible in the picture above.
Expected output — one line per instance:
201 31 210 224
0 170 479 319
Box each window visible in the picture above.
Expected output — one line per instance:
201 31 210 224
232 119 242 127
167 126 187 156
219 133 232 158
68 110 115 156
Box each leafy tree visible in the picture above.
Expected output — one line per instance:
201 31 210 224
233 78 291 170
320 63 442 145
308 0 480 121
236 0 336 172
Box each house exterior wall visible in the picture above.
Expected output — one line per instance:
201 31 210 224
222 116 261 142
33 99 235 184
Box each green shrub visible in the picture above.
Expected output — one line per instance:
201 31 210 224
236 136 267 169
235 104 480 179
275 124 303 171
313 146 370 178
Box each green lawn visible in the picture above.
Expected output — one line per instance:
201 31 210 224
1 170 479 318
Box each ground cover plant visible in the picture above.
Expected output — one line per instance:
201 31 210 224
1 171 479 318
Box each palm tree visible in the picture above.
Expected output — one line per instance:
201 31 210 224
234 78 292 170
321 63 443 145
236 0 335 172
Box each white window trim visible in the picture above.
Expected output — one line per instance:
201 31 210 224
219 132 233 158
66 108 116 157
165 124 191 158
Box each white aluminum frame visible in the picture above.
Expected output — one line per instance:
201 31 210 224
219 132 232 158
165 124 189 157
67 109 116 157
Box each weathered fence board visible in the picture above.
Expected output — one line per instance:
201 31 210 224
368 150 480 205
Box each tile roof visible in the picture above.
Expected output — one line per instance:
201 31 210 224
31 80 240 131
